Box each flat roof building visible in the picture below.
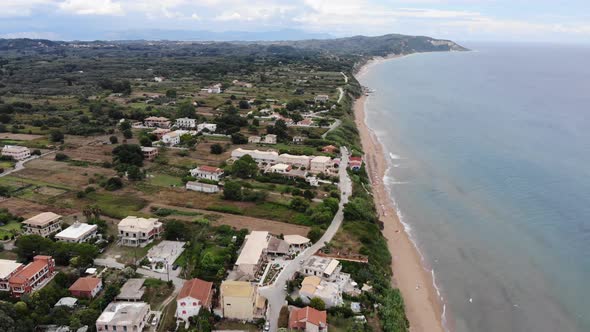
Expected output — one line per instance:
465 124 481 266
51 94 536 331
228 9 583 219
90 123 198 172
1 145 31 160
0 259 23 292
301 256 341 281
55 222 98 243
96 302 150 332
22 212 62 238
118 216 163 247
235 231 269 279
116 278 145 302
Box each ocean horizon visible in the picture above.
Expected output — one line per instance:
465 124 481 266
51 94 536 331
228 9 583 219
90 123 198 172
359 42 590 332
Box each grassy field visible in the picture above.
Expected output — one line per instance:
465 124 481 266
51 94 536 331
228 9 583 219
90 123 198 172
147 173 183 188
0 221 21 239
86 192 148 219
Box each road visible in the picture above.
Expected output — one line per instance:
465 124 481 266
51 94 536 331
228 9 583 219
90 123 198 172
0 150 55 177
340 71 349 84
259 147 352 332
337 87 344 104
321 119 341 139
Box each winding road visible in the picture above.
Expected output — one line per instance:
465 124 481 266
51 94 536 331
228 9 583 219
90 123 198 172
259 146 352 332
0 150 55 177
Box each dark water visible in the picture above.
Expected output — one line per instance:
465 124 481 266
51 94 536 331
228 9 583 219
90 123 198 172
358 43 590 332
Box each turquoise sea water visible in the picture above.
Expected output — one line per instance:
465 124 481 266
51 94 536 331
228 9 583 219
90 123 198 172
358 43 590 332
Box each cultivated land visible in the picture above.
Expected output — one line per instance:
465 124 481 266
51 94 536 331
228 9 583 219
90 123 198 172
0 35 464 332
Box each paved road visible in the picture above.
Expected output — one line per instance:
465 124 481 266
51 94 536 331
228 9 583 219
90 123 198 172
0 150 55 177
337 87 344 104
259 147 352 332
321 119 342 139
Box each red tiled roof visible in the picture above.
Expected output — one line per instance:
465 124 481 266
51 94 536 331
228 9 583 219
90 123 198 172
177 278 214 307
69 277 101 292
198 165 223 174
9 256 51 284
350 156 363 161
289 306 327 329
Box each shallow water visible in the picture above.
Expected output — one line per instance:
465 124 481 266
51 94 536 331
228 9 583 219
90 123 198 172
359 43 590 332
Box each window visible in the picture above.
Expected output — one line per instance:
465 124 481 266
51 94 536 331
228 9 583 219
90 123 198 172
105 325 108 330
193 302 197 306
113 326 117 331
181 302 185 306
182 310 186 314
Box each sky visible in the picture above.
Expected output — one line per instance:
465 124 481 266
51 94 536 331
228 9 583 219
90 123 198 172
1 0 589 43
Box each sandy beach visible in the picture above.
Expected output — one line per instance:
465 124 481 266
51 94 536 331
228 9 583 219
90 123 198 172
354 61 447 332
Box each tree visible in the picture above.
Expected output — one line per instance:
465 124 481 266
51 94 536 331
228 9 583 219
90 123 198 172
104 177 123 191
310 297 326 311
164 220 189 241
112 144 143 166
127 165 143 181
290 197 310 212
231 155 258 178
286 99 306 111
223 181 242 201
54 153 69 161
166 89 177 98
177 102 195 118
119 120 131 131
210 143 223 154
307 226 323 243
231 133 248 144
49 129 64 142
15 235 53 261
238 100 250 109
109 135 118 144
123 129 133 139
139 136 152 147
303 189 315 200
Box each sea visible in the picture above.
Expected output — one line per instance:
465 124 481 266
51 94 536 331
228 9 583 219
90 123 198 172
358 42 590 332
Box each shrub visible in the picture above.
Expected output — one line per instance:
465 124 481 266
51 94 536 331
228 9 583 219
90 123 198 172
54 153 69 161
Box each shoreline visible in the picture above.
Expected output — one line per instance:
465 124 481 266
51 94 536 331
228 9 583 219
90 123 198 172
353 57 448 332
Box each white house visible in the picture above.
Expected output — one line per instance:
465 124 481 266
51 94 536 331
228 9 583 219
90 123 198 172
310 156 333 174
162 131 181 146
117 216 163 247
176 278 214 327
278 154 311 168
315 94 329 103
268 163 291 174
55 222 98 243
1 145 31 160
176 117 196 129
96 302 150 332
144 116 171 128
231 148 279 165
235 231 269 279
197 123 217 133
248 136 261 144
263 134 277 145
22 212 62 237
186 181 219 193
190 165 224 181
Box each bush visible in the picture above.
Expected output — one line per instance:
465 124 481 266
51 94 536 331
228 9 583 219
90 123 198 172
210 143 223 154
50 129 64 142
103 177 123 191
222 181 242 201
109 136 118 144
54 153 69 161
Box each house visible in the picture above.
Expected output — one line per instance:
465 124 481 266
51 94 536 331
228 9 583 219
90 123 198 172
55 222 98 243
69 277 102 299
116 279 145 302
117 216 163 247
263 134 277 144
141 146 159 161
220 281 264 320
314 95 329 103
176 117 196 129
248 136 261 144
1 145 31 160
55 297 78 308
296 118 314 127
197 123 217 133
322 145 337 154
299 276 343 308
231 148 279 165
8 255 55 297
186 181 220 194
190 165 224 181
235 231 269 279
145 241 186 272
284 235 311 250
144 116 171 128
301 256 341 281
266 236 290 256
153 76 164 82
268 163 291 174
176 278 214 326
310 156 333 174
162 131 181 146
289 306 328 332
202 83 222 94
151 128 171 140
279 154 311 169
349 156 363 171
293 136 306 144
22 212 62 237
96 302 150 332
0 260 23 292
232 80 253 88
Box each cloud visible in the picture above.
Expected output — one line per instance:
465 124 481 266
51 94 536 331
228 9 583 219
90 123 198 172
0 31 61 39
59 0 123 15
0 0 54 17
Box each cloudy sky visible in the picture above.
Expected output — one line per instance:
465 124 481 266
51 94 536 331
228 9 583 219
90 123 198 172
1 0 589 42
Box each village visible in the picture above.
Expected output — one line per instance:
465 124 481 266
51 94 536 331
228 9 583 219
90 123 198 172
0 70 376 332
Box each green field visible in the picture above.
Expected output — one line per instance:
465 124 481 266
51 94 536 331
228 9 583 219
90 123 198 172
0 221 22 239
147 173 183 187
86 192 148 219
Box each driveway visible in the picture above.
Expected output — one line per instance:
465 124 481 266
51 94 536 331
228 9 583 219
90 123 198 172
321 119 342 139
0 150 55 177
259 147 352 332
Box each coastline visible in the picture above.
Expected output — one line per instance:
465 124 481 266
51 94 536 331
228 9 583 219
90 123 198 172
353 57 447 332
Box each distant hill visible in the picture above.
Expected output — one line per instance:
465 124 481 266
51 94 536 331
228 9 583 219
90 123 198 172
0 33 467 58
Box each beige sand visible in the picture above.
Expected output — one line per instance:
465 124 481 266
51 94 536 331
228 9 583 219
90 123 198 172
354 64 447 332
